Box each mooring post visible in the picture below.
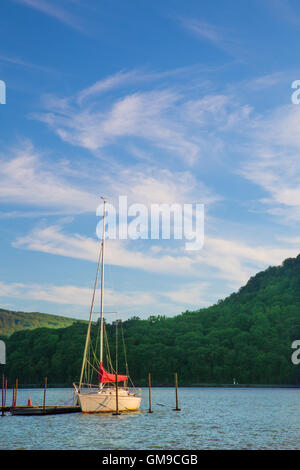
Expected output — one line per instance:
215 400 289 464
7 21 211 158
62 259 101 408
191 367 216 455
115 375 119 415
15 378 18 407
112 320 121 416
12 386 15 409
4 378 7 411
43 377 47 411
113 374 121 416
173 372 181 411
148 372 153 413
1 373 4 416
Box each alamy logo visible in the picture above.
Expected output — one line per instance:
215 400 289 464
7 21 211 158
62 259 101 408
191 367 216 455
291 340 300 365
0 340 6 364
96 196 205 251
291 80 300 105
0 80 6 104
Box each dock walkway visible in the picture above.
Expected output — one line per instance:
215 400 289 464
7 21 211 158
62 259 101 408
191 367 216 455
1 405 81 416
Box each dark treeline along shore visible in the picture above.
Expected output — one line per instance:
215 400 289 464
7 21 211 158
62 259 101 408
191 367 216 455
1 254 300 387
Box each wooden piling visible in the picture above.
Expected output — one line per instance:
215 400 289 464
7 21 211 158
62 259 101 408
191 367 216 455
148 372 153 413
173 372 181 411
15 378 18 407
1 373 4 416
4 378 7 410
113 374 120 416
112 320 121 416
12 386 15 409
43 377 47 410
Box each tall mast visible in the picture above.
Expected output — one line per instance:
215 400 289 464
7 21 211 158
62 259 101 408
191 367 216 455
79 242 102 390
79 198 106 390
100 199 106 365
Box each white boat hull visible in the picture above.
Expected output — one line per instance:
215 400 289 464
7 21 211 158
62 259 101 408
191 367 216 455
77 388 141 413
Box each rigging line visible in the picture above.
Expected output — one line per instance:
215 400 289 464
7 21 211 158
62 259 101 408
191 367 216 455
119 320 136 388
88 342 100 365
86 320 102 384
90 323 101 367
104 322 114 373
86 300 103 378
85 337 95 384
115 319 118 378
79 243 103 389
86 350 95 385
86 359 100 376
120 320 129 378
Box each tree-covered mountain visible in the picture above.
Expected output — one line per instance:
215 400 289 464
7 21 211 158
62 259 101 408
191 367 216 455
2 254 300 386
0 308 83 336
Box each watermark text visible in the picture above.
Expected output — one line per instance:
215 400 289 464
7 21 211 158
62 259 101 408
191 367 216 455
0 340 6 364
291 80 300 104
291 340 300 365
96 196 205 251
0 80 6 104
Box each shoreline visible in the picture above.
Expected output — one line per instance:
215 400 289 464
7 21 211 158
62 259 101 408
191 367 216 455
3 383 300 389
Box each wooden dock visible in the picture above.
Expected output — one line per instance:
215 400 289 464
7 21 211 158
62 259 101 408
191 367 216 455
6 405 81 416
1 374 82 416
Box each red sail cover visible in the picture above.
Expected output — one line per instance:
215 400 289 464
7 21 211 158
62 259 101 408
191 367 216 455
98 362 128 383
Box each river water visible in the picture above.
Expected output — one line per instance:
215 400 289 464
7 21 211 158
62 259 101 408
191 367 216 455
1 387 300 450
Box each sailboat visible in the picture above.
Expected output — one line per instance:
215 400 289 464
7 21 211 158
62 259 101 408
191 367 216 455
73 200 142 413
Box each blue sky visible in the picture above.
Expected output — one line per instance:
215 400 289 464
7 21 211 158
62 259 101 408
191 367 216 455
1 0 300 321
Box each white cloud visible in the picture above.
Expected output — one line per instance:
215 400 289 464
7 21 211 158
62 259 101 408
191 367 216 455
12 0 87 33
277 235 300 244
0 280 155 313
163 282 211 307
37 88 202 165
0 141 98 214
245 71 288 90
239 104 300 220
77 70 147 104
261 0 300 27
203 236 299 284
33 70 251 167
177 17 243 58
0 52 51 72
13 224 197 276
0 140 218 221
107 167 219 207
13 223 300 288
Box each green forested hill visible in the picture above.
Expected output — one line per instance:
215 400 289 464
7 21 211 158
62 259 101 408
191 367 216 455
0 308 82 336
2 254 300 386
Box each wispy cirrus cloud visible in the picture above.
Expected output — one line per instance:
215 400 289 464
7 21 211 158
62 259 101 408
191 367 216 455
245 71 289 91
0 52 52 73
0 280 155 316
0 139 218 219
239 103 300 221
76 64 222 104
11 0 88 34
77 70 151 104
260 0 300 27
179 18 226 44
0 141 98 214
37 87 202 165
0 278 216 318
13 224 197 276
14 222 299 287
176 16 244 58
33 69 251 167
163 282 211 307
